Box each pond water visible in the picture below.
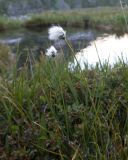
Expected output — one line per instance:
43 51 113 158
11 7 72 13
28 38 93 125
70 33 128 69
0 28 97 51
0 28 128 68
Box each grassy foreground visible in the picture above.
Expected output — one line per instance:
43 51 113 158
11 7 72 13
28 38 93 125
0 44 128 159
0 7 128 32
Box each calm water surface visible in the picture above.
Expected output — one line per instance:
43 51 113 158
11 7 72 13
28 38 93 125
70 33 128 69
0 28 128 67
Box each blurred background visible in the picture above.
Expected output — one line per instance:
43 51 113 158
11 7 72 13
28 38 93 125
0 0 119 16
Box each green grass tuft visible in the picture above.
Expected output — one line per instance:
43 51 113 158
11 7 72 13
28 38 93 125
0 5 128 160
0 53 128 159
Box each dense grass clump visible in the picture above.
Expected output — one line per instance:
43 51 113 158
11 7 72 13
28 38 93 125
0 16 23 31
0 7 128 32
0 54 128 159
0 44 15 74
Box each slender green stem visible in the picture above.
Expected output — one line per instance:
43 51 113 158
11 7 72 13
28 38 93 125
120 0 128 31
65 38 82 71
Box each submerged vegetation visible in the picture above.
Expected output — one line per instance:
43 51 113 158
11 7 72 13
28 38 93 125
0 7 128 32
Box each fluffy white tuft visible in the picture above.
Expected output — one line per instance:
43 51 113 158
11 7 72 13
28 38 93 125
45 46 57 58
48 26 66 41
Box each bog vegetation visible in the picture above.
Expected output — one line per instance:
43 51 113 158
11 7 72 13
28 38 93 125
0 5 128 160
0 7 128 32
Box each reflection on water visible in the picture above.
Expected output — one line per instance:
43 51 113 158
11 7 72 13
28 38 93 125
1 28 128 69
70 34 128 69
0 28 107 51
0 37 22 45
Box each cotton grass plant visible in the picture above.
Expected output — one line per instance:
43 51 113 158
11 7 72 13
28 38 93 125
48 25 82 71
45 45 58 58
0 8 128 160
48 25 66 41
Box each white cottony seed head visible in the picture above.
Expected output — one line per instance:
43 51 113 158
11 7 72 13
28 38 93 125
48 26 66 41
45 46 57 58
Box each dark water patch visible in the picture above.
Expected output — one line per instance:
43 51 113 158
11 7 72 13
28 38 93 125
1 27 127 68
0 28 101 52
